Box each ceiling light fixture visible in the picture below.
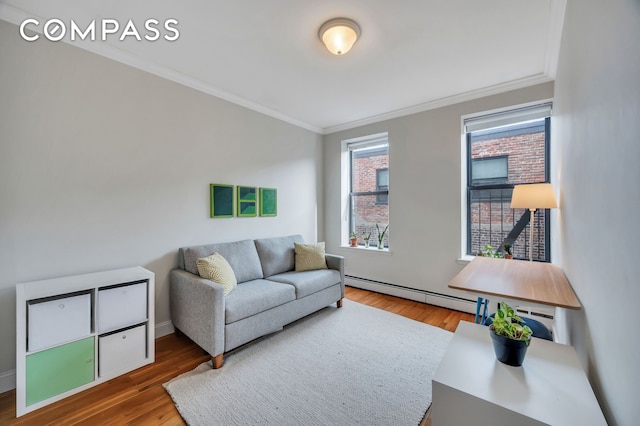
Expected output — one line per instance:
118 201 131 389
318 18 360 55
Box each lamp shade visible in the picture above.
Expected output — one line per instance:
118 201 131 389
511 183 558 209
319 18 360 55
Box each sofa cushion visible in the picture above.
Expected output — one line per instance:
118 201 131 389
267 269 341 298
254 235 304 277
181 239 264 283
196 253 237 295
225 279 296 324
294 242 328 272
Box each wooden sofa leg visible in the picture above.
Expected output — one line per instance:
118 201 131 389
212 354 224 369
337 298 343 308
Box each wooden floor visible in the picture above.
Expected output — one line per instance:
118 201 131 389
0 286 473 425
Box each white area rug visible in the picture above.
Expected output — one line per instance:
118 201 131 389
164 300 452 425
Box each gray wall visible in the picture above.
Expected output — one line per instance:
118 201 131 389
0 19 323 378
552 1 640 424
323 83 553 299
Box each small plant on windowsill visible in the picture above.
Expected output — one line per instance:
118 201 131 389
503 243 513 259
362 232 371 248
477 244 502 258
376 224 389 250
349 231 358 247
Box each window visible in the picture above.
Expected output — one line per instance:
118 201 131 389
376 168 389 204
347 134 389 248
464 103 552 261
471 156 508 186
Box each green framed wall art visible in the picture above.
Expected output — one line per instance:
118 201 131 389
259 188 277 217
210 184 234 218
237 186 257 217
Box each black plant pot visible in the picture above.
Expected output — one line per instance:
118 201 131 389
490 330 530 366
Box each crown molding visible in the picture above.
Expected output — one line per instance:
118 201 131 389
0 4 324 134
544 0 567 79
322 74 554 135
1 3 558 137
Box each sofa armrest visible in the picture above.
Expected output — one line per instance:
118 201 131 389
169 269 225 357
325 254 345 297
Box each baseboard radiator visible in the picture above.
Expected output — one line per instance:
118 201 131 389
514 306 555 329
345 275 556 330
345 275 477 315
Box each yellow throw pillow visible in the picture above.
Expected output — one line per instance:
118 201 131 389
196 253 237 295
294 242 328 272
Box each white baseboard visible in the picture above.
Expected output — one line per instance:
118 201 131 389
345 276 477 315
155 320 175 338
0 321 177 394
0 369 15 394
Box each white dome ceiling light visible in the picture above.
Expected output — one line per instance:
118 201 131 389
318 18 361 55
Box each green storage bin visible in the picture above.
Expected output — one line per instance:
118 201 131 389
26 337 94 406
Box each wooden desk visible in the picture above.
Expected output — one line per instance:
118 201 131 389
449 257 581 309
432 321 606 425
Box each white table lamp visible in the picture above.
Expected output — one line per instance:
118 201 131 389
511 183 557 261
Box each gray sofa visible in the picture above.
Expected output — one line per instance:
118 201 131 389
169 235 344 368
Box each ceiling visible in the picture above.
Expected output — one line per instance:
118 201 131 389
0 0 566 134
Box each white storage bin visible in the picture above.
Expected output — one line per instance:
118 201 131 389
97 282 147 333
28 292 91 352
98 324 147 377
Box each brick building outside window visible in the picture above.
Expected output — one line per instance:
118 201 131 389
349 139 389 248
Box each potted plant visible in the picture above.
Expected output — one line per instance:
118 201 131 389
376 224 389 250
349 231 358 247
489 302 533 366
503 243 513 259
363 232 371 248
477 244 502 258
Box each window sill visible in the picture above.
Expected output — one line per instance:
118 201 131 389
339 245 392 255
456 255 475 265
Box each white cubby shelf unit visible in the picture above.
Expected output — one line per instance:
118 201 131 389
15 266 155 417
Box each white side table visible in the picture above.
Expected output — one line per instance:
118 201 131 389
432 321 606 425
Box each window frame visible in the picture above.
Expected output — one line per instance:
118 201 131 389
341 132 390 249
462 104 552 262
